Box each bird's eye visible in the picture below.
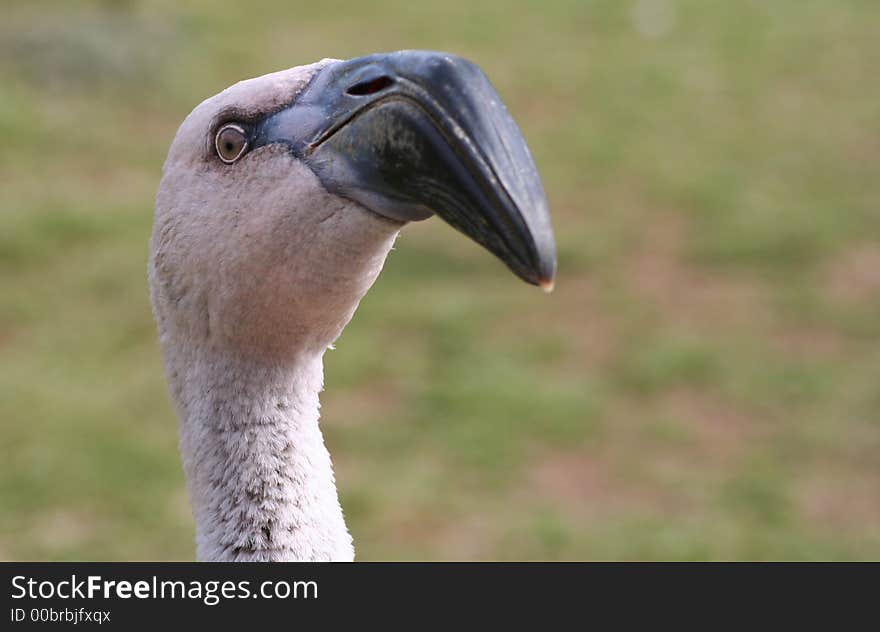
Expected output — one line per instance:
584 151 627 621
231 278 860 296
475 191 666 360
215 124 248 163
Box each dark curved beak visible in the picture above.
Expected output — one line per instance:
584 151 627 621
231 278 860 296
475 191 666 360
254 50 556 289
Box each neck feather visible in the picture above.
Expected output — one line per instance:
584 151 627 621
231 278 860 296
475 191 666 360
172 347 353 561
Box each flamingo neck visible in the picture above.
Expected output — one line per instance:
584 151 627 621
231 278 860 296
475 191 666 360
171 348 353 561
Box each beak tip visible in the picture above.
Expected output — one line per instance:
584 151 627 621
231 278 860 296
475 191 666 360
538 277 555 294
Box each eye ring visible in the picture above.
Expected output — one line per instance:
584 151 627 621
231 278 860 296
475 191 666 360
215 123 249 164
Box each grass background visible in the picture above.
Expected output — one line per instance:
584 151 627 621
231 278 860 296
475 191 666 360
1 0 878 560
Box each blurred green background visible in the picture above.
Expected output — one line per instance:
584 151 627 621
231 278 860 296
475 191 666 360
1 0 878 560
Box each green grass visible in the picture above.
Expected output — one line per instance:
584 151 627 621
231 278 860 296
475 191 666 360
1 0 878 560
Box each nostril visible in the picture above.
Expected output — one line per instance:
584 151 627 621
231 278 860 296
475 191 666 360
346 75 395 96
